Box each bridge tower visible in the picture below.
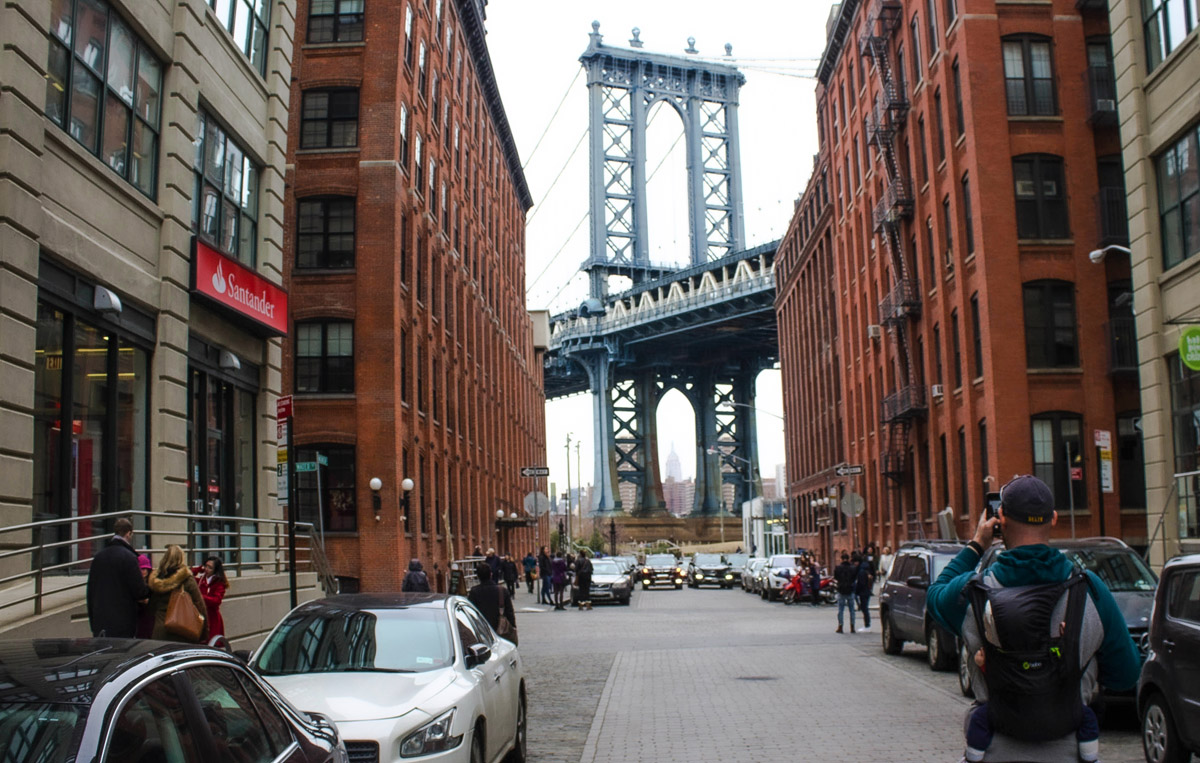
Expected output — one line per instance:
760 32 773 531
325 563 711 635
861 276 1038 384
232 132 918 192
568 24 763 517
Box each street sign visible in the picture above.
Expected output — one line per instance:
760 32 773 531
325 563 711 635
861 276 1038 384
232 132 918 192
295 461 318 473
835 464 864 477
520 466 550 478
317 453 328 466
841 492 866 518
1071 466 1084 481
524 491 550 514
276 394 292 420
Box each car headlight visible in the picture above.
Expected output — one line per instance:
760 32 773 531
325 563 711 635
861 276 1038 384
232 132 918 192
642 568 650 574
400 708 462 758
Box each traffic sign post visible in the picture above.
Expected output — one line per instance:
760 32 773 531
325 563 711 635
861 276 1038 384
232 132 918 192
835 464 864 477
520 466 550 478
276 395 297 608
520 466 550 546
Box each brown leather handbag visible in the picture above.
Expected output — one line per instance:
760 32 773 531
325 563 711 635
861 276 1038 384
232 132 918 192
164 588 205 642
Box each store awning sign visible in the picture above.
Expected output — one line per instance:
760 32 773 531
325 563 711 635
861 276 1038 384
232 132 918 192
1181 326 1200 372
193 240 288 336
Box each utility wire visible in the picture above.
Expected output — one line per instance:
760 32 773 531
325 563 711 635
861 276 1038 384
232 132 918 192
521 68 583 171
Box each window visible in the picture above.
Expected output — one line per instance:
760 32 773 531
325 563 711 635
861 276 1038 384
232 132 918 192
404 5 414 67
193 111 259 266
205 0 270 73
45 0 162 198
926 0 939 55
1166 569 1200 622
917 116 929 185
933 323 943 384
418 41 428 96
952 60 965 136
296 321 354 393
296 444 357 531
925 217 936 278
1157 125 1200 270
308 0 363 42
951 309 963 388
185 667 284 763
910 15 922 83
942 195 954 257
414 132 424 190
958 427 969 514
934 90 946 162
109 678 204 763
1032 412 1086 510
1003 36 1056 116
961 173 975 254
978 419 989 490
940 434 950 507
1023 280 1078 368
1117 412 1146 509
945 0 957 26
1013 154 1069 239
399 104 410 169
896 44 907 96
300 89 358 149
297 197 355 269
970 293 983 378
1144 0 1197 71
1170 356 1200 538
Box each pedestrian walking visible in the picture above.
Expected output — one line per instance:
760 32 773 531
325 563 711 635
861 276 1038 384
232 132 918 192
926 475 1139 763
402 559 431 592
877 545 894 596
808 558 823 607
501 555 518 596
467 564 516 643
574 550 593 609
147 545 209 643
522 551 537 594
551 551 569 610
193 555 228 641
855 551 873 631
85 517 149 638
538 546 553 605
833 552 858 633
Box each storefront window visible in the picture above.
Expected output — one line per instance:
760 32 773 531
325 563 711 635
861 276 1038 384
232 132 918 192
33 299 149 566
1170 355 1200 538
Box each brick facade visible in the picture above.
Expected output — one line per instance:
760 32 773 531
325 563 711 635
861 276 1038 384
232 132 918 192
780 0 1145 554
283 0 546 591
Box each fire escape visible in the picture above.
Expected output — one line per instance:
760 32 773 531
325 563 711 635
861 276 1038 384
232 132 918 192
859 0 926 486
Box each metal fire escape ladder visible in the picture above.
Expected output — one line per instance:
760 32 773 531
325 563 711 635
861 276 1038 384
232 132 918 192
860 0 924 485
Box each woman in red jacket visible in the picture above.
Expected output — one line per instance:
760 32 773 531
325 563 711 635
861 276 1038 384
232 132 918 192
193 555 228 640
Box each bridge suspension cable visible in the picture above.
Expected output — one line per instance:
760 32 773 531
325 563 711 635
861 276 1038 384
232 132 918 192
520 68 583 171
526 126 588 226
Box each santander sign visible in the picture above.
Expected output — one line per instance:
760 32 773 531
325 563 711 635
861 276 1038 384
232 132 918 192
194 240 288 336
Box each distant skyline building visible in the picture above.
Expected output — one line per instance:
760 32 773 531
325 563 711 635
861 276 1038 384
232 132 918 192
665 443 684 482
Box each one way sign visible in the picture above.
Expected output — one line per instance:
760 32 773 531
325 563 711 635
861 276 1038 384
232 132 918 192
520 466 550 478
835 464 864 477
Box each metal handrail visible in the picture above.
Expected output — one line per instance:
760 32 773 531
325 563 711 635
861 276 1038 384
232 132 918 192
0 509 337 618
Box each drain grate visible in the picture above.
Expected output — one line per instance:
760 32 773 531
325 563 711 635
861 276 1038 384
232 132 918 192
735 676 777 681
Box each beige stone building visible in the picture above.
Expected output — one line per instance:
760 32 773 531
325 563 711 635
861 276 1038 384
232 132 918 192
1 0 304 637
1108 0 1200 563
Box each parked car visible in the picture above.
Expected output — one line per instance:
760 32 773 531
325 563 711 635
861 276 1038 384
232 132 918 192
253 594 526 763
641 554 686 589
572 558 633 605
0 638 347 763
1138 553 1200 763
878 540 966 671
761 554 805 601
688 553 735 588
726 553 749 584
742 558 768 593
962 537 1158 699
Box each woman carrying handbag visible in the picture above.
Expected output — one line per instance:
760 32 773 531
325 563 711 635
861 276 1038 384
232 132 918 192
148 545 208 643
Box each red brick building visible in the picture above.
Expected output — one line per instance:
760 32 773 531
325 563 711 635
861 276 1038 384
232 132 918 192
779 0 1144 554
282 0 547 591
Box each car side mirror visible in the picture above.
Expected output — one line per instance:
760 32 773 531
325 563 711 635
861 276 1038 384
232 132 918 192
232 649 252 664
906 576 929 590
467 643 491 668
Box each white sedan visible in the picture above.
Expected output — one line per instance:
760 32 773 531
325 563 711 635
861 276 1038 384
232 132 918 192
252 593 526 763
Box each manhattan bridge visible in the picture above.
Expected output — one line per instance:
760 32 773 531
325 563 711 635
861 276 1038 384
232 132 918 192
542 23 782 518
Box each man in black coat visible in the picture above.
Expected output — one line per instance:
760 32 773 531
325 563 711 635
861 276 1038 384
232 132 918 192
833 552 859 634
86 517 149 637
537 546 553 605
467 564 516 643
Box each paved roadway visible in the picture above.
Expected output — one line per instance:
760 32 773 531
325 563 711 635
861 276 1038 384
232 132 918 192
511 583 1144 763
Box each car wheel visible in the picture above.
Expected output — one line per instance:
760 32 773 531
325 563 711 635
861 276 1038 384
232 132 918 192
958 639 975 698
471 730 485 763
642 582 649 590
1142 693 1187 763
505 693 527 763
926 623 954 671
881 612 903 655
674 583 682 590
621 595 631 605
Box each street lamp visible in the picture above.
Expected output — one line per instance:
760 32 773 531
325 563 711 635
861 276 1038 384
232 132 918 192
370 477 414 522
1088 243 1132 263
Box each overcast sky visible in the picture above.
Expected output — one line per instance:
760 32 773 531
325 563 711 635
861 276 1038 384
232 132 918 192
484 1 836 502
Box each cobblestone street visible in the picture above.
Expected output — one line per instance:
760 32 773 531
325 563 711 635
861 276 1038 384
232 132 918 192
512 584 1144 763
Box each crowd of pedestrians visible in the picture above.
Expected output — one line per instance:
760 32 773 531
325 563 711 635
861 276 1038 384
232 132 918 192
831 543 882 634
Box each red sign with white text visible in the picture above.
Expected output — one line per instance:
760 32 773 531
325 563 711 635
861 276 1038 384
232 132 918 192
193 240 288 335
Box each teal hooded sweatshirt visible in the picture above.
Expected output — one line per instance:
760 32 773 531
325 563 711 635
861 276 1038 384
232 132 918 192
926 543 1141 692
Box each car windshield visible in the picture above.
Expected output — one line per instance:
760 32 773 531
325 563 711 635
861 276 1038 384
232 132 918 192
1061 548 1158 592
769 555 801 569
592 561 622 575
255 607 454 675
726 554 748 567
0 703 84 763
694 554 722 566
646 555 676 566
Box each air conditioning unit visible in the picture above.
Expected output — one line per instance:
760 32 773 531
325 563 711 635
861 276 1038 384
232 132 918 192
931 384 945 398
1096 98 1116 111
944 250 955 271
867 324 882 339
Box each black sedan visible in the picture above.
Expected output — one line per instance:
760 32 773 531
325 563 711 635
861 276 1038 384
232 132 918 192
0 638 347 763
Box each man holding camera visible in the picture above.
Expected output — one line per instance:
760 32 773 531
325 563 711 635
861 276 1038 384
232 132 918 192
926 475 1140 762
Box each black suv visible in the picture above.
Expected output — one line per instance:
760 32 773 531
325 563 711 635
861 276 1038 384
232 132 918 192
640 554 685 589
1138 553 1200 763
878 540 966 671
688 553 735 588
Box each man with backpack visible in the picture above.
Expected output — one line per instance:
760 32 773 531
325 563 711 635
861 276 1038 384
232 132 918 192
401 559 430 592
926 475 1140 763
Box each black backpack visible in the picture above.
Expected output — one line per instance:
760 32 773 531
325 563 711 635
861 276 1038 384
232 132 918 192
964 570 1090 742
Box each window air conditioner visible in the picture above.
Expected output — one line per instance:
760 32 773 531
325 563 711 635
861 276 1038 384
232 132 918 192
867 324 882 339
931 384 945 398
1096 99 1116 111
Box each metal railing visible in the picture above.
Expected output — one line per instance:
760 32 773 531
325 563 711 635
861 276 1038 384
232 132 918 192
1106 316 1138 374
881 384 927 423
0 509 336 619
1097 186 1130 246
879 278 922 324
1085 64 1118 125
